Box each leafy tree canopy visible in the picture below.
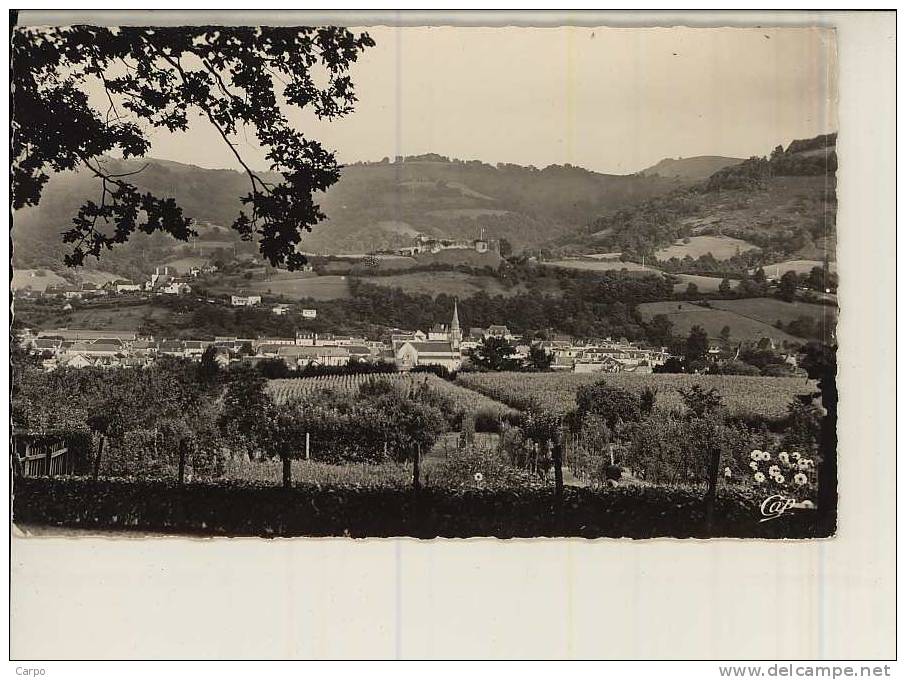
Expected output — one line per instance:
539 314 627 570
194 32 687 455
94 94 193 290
12 25 374 269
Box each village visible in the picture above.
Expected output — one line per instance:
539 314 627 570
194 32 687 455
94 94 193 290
18 296 671 374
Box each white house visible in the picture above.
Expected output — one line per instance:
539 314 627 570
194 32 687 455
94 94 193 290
113 279 142 294
301 308 317 319
231 295 262 307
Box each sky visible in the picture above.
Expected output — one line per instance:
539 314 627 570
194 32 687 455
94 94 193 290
84 25 839 175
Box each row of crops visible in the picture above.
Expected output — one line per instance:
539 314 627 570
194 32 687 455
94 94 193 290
456 371 818 420
268 373 519 421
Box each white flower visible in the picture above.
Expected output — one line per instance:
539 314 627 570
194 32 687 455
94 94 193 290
769 465 780 476
749 461 759 471
790 452 801 460
778 452 790 464
774 474 785 484
750 449 762 460
794 473 808 485
753 472 765 483
798 459 810 471
724 467 732 478
474 472 484 482
801 500 814 509
803 458 814 469
760 451 772 462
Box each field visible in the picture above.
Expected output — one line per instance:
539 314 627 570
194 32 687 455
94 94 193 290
164 256 209 274
672 273 733 293
14 299 173 331
75 270 121 286
10 269 68 292
319 255 420 273
707 298 837 329
243 275 351 300
655 235 759 261
360 271 522 297
637 300 800 344
456 371 816 420
762 259 839 276
269 373 518 421
543 259 663 275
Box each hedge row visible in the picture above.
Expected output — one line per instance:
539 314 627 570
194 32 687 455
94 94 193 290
12 477 828 539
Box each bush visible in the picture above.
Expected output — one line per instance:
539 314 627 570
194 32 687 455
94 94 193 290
12 477 827 538
474 406 505 433
575 383 642 428
625 415 753 485
429 446 540 491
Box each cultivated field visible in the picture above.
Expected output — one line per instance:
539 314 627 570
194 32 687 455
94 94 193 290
707 298 837 329
637 300 800 344
762 259 838 276
15 299 172 331
656 235 759 261
269 373 518 420
456 371 816 420
360 271 521 297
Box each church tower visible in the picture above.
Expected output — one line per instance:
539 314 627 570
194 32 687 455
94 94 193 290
450 298 462 350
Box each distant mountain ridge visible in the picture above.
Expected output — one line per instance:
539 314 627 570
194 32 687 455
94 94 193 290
553 134 837 264
640 155 745 180
13 154 685 268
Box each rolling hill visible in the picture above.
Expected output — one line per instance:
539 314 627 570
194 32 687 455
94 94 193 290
555 134 837 267
12 153 684 271
640 155 744 180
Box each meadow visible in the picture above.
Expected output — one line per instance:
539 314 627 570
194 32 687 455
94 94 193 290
671 273 732 293
655 235 759 261
637 300 800 344
762 259 838 276
456 371 816 420
243 275 352 300
707 298 837 329
359 271 522 297
10 268 68 292
543 259 663 275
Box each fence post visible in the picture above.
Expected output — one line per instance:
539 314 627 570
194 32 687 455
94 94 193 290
178 438 187 487
704 447 721 533
306 432 311 461
551 439 564 519
93 435 105 480
282 456 292 489
46 444 54 477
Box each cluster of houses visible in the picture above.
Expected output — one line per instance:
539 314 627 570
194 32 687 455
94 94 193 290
396 234 501 257
19 299 670 374
33 265 219 302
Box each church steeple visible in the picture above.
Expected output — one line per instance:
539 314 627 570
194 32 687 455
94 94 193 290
450 298 462 349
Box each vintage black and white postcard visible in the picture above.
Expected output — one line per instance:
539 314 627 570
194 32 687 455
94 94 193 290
7 8 896 664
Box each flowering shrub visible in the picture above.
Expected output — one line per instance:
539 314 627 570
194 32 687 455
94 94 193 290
745 449 817 502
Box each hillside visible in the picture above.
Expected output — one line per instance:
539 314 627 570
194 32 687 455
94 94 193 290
555 134 837 269
12 153 684 272
640 155 744 180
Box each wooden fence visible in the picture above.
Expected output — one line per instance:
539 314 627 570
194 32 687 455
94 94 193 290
11 435 76 478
